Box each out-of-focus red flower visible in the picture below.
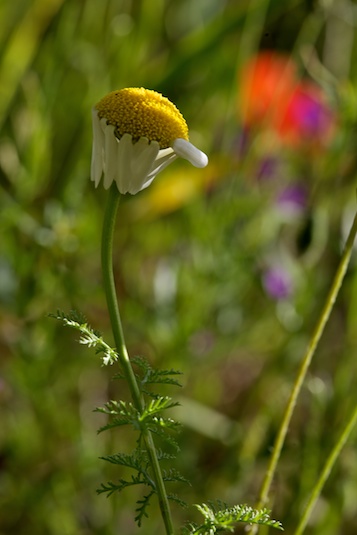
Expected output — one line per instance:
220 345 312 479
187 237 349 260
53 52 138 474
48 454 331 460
239 51 297 127
238 51 335 148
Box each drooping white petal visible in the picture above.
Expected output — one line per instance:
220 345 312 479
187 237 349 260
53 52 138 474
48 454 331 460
173 138 208 168
103 122 118 189
158 147 175 159
91 109 105 186
139 176 157 191
143 151 177 186
129 139 160 194
116 134 133 193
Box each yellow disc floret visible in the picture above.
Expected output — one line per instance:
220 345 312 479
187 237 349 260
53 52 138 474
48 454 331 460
95 87 189 149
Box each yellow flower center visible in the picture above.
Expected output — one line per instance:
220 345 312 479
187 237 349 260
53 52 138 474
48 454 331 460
95 87 189 149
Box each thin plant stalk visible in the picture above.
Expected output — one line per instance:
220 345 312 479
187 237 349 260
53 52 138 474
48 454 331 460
101 184 175 535
250 208 357 532
294 404 357 535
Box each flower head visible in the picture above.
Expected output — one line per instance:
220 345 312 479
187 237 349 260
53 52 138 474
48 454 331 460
91 87 208 194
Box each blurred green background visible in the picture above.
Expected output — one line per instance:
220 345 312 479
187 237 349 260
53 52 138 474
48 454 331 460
1 0 357 533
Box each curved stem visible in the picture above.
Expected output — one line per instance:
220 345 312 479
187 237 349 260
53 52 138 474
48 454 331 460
101 185 175 535
250 209 357 533
294 404 357 535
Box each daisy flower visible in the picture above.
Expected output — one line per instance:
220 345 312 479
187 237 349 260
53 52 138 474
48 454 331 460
91 87 208 194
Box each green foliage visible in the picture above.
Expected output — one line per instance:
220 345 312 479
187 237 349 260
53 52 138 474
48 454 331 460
55 310 282 533
51 310 119 365
96 450 158 525
95 384 185 520
184 503 283 534
54 309 187 525
95 400 140 431
95 396 181 439
131 356 183 391
2 1 357 534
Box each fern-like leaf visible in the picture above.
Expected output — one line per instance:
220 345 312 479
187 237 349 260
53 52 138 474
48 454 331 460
148 423 180 451
162 468 190 485
131 356 183 388
97 450 155 497
135 490 155 526
185 503 283 534
97 449 158 527
139 396 180 422
99 450 148 471
167 493 188 509
51 310 119 365
95 400 140 433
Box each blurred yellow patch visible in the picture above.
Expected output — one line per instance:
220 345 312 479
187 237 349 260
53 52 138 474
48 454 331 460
131 156 227 219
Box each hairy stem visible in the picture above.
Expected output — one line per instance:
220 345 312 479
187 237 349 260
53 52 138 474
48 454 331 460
250 208 357 533
101 185 175 535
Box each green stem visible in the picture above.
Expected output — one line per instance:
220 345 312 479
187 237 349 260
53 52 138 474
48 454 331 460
101 184 175 535
294 404 357 535
251 209 357 532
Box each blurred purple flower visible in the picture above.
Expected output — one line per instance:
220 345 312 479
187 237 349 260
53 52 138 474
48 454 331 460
263 266 292 300
235 127 250 157
276 184 307 215
257 156 278 181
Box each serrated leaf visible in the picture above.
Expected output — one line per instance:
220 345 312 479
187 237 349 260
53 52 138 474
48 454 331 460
140 396 180 422
131 356 183 388
162 468 190 486
99 451 148 471
167 493 188 509
51 310 118 365
190 503 284 533
96 417 133 434
135 490 155 527
148 425 180 451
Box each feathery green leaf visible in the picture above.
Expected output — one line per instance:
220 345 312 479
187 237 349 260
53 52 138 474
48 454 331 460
185 503 283 534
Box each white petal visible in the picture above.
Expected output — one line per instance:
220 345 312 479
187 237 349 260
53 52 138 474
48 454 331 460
91 109 104 186
173 138 208 168
155 147 175 161
129 139 160 194
140 176 157 191
103 123 118 189
144 152 177 184
116 134 133 194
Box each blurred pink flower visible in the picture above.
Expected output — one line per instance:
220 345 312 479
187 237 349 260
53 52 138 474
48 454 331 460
277 82 335 147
